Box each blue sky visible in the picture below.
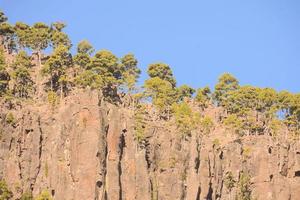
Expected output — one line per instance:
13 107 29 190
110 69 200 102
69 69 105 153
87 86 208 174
1 0 300 92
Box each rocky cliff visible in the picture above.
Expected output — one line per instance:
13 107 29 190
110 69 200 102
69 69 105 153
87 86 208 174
1 90 300 200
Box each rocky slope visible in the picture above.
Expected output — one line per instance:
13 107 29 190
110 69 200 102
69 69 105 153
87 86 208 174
1 90 300 200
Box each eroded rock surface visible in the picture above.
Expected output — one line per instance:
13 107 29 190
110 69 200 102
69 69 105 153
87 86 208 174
1 90 300 200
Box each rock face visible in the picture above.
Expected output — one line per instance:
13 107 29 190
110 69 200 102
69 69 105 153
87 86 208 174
1 90 300 200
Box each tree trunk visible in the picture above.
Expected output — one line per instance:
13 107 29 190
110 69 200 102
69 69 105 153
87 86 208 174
60 82 63 100
50 75 53 91
37 50 42 67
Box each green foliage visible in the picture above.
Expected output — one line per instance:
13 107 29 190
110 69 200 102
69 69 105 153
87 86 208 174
50 31 71 49
74 53 91 70
5 112 15 125
121 53 141 92
237 171 252 200
11 51 33 98
278 92 300 135
47 91 59 107
147 63 176 87
269 118 281 137
200 116 214 135
195 86 211 109
214 73 239 106
224 171 236 191
34 190 52 200
51 22 66 32
73 40 94 83
144 77 177 115
89 50 123 89
134 104 148 143
0 11 8 24
172 102 200 135
0 179 13 200
44 162 49 177
0 48 9 95
0 22 15 51
177 84 195 101
223 114 244 136
212 138 220 147
14 22 31 49
20 192 33 200
242 146 252 159
75 70 102 89
77 40 94 55
28 23 50 52
224 86 258 114
42 45 72 92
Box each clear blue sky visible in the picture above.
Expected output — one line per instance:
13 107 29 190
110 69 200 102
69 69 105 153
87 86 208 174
1 0 300 92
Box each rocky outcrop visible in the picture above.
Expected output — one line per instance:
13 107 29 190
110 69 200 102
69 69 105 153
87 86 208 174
1 90 300 200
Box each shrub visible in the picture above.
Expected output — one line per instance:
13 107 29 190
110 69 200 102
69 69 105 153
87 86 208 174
5 112 15 125
212 138 220 147
47 91 58 107
237 171 252 200
200 116 214 135
223 114 243 136
20 191 33 200
35 190 53 200
172 102 200 135
134 104 147 143
224 171 236 191
0 179 13 200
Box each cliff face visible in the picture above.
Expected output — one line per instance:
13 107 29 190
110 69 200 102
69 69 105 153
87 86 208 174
1 90 300 200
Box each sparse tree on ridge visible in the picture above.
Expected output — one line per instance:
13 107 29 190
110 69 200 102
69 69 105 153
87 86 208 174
214 73 239 106
0 48 9 95
0 22 15 53
147 63 176 87
74 40 94 71
89 50 124 97
177 84 195 101
195 86 211 109
42 44 72 98
28 22 50 67
14 22 31 49
121 53 141 92
50 22 71 49
11 51 33 98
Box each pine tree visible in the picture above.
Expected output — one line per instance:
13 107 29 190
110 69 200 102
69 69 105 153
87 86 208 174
28 23 50 67
42 45 72 98
147 63 176 87
144 77 177 118
195 86 211 109
14 22 31 49
11 51 33 98
214 73 239 106
0 48 9 96
121 53 141 92
177 84 195 101
50 22 71 49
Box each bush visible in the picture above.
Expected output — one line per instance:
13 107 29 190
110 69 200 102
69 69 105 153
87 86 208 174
223 114 243 136
237 171 252 200
0 179 13 200
212 138 220 147
5 112 15 125
134 104 147 143
47 91 58 107
20 191 33 200
35 190 53 200
200 116 214 135
224 171 236 191
172 102 200 135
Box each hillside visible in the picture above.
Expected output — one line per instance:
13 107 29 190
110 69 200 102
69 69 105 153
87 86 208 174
0 11 300 200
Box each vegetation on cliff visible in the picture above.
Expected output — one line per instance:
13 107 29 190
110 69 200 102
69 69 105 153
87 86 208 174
0 10 300 199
